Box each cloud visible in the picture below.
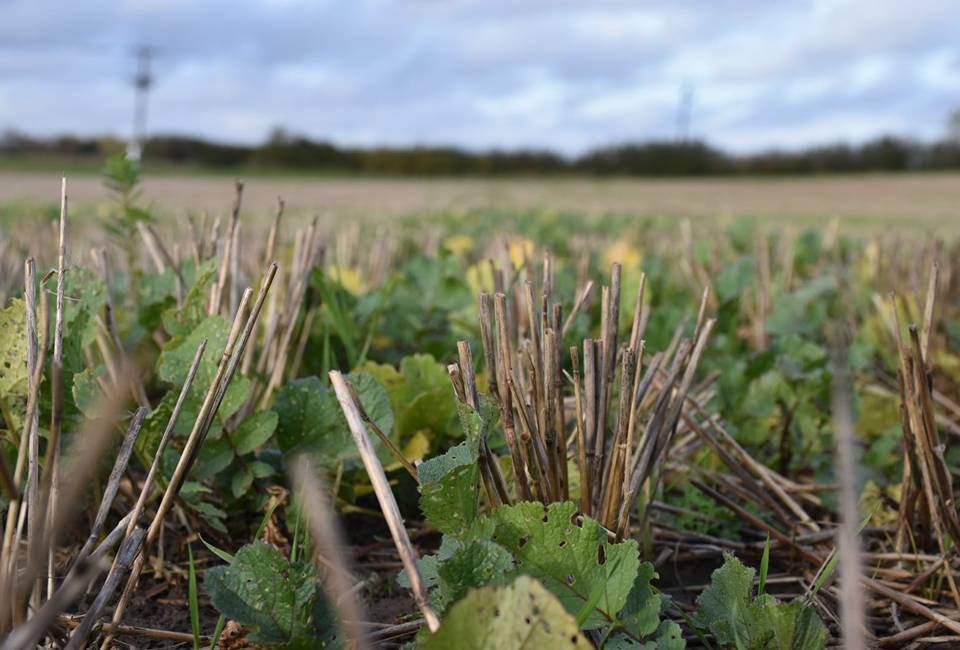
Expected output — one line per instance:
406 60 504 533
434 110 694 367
0 0 957 154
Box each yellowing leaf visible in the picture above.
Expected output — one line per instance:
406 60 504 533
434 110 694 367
423 576 588 650
0 299 29 399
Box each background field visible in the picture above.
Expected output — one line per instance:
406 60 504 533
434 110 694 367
2 170 959 234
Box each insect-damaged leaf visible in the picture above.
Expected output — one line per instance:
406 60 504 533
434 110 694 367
204 541 338 647
417 397 496 536
490 501 641 629
422 575 588 650
0 299 28 400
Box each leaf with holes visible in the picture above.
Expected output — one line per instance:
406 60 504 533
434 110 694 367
417 398 494 536
422 575 589 650
204 541 336 647
0 298 28 400
490 501 641 630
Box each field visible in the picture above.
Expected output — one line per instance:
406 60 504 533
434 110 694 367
1 160 959 649
3 170 960 232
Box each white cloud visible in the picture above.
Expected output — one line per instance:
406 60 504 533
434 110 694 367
0 0 957 153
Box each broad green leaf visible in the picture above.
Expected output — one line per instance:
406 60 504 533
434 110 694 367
620 563 663 638
157 315 250 422
764 599 828 650
416 399 494 536
250 460 276 478
422 575 588 650
275 373 394 468
0 299 28 399
606 621 686 650
766 276 836 337
204 541 333 647
231 466 254 498
161 259 218 338
418 440 479 535
135 391 175 461
434 540 514 612
693 553 771 649
234 410 278 455
360 353 458 443
72 365 106 418
193 438 234 481
491 501 641 629
63 267 107 348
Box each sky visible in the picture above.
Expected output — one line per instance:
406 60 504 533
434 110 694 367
1 0 958 156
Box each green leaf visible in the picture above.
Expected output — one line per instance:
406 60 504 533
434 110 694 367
231 466 254 498
490 501 641 629
652 621 686 650
200 535 235 564
606 621 686 650
422 575 588 650
188 545 201 650
161 259 218 338
418 440 480 536
71 365 106 418
157 315 250 423
759 537 770 596
434 540 514 613
694 553 829 649
360 353 458 443
194 438 235 481
620 563 663 638
234 410 278 455
250 460 276 478
416 399 494 536
63 267 107 348
763 599 828 650
0 299 28 400
135 391 175 461
187 499 228 533
693 553 770 650
204 541 333 647
766 276 836 337
275 373 394 468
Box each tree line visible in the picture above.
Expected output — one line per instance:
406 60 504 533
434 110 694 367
3 129 960 176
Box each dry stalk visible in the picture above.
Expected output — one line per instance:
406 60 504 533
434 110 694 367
329 370 440 632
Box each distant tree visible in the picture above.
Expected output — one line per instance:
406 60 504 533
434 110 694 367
948 109 960 145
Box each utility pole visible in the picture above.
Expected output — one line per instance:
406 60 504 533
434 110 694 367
127 45 154 162
675 82 694 144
